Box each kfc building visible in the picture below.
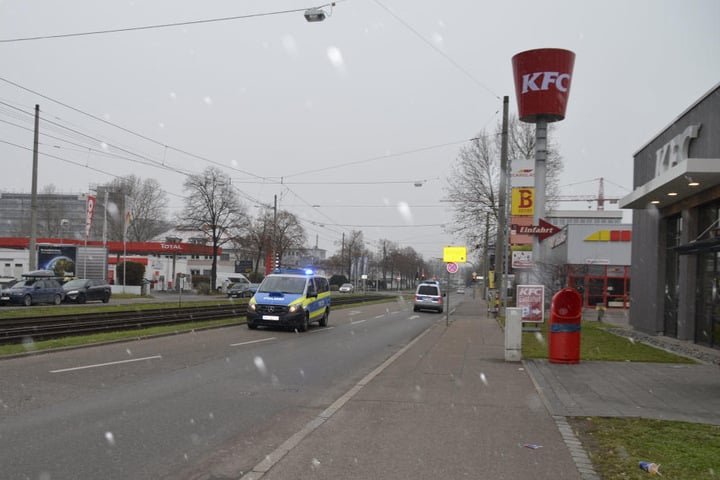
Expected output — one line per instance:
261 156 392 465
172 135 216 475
620 83 720 348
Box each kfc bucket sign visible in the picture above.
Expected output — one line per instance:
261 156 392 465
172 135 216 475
512 48 575 123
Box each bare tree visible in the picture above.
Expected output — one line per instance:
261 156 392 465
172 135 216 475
245 211 274 274
95 175 168 242
36 184 68 238
444 116 564 255
275 210 306 264
181 167 248 290
339 230 365 277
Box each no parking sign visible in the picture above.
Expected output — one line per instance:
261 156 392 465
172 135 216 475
446 262 458 274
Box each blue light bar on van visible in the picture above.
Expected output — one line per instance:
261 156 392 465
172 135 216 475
273 268 314 275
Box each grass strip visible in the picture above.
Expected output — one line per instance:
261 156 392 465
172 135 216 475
520 320 696 363
569 417 720 479
0 318 242 356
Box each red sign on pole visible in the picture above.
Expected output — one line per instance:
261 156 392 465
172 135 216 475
512 48 576 123
512 219 561 241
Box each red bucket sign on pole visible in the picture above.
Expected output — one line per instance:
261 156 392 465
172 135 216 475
517 284 545 322
512 48 575 123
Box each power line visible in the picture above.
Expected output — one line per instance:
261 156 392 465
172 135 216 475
372 0 500 100
283 138 475 179
0 77 271 182
0 3 337 43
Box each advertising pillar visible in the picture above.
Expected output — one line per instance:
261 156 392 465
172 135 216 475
512 48 575 278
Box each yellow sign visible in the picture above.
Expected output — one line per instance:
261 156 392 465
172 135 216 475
443 246 467 263
511 187 534 216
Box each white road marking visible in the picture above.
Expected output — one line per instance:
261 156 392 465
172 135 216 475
230 337 276 347
50 355 162 373
308 326 334 334
239 323 437 480
350 319 367 325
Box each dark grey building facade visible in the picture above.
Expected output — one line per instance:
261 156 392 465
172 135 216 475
620 83 720 348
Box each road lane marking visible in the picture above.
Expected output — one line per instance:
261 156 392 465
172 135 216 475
308 327 334 334
240 323 436 480
50 355 162 373
230 337 276 347
350 319 367 325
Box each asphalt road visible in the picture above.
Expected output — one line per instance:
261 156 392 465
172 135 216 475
0 295 462 480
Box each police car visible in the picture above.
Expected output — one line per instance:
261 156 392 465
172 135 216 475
247 269 331 332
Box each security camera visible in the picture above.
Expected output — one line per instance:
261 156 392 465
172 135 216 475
304 7 326 22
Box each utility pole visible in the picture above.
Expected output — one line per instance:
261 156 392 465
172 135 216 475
29 105 40 271
494 96 510 310
483 211 490 299
273 194 278 269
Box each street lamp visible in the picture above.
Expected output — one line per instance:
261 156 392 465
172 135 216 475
304 8 326 22
304 3 335 22
60 219 70 245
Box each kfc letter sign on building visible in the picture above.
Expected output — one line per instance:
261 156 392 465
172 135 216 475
512 48 575 123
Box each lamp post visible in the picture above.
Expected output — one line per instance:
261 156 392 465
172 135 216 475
60 219 69 246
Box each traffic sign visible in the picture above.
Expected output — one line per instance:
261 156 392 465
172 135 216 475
446 262 459 274
443 246 466 263
513 218 561 241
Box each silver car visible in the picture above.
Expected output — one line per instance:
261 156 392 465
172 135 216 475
413 282 444 313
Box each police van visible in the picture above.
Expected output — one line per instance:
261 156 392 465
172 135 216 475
247 269 331 332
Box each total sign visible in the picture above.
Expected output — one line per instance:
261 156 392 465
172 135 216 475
517 285 545 323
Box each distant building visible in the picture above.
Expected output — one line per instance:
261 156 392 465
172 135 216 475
538 210 631 309
0 191 91 240
620 82 720 348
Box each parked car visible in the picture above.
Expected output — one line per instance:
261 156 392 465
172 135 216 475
338 283 354 293
227 282 259 298
0 277 18 306
2 277 65 306
413 282 444 313
63 278 112 303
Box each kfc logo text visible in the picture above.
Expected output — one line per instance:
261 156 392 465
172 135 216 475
521 71 571 94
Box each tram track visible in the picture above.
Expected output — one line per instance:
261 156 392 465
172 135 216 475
0 295 389 344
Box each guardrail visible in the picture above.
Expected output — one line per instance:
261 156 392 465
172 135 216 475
0 294 389 344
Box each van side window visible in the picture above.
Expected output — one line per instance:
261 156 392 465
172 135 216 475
316 277 329 294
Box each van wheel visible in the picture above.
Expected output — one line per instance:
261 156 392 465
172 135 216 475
247 322 257 330
319 309 329 327
299 315 309 332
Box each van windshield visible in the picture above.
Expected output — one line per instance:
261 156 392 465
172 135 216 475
259 276 306 295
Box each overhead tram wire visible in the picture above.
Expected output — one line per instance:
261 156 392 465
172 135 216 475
371 0 501 101
282 138 476 179
0 77 272 183
0 138 187 201
0 3 339 43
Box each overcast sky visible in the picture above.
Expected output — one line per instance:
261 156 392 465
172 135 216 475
1 0 718 260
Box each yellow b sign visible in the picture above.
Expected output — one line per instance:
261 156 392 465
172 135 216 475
443 246 466 263
512 187 534 216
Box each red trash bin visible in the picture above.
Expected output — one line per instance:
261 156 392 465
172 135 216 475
548 288 583 364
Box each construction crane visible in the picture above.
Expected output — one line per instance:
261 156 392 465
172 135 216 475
552 177 623 211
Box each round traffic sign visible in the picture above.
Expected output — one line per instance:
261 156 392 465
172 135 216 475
446 262 458 274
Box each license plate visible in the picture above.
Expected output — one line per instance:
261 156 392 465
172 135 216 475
262 315 280 321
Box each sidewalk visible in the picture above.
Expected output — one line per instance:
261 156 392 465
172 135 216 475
241 293 585 480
